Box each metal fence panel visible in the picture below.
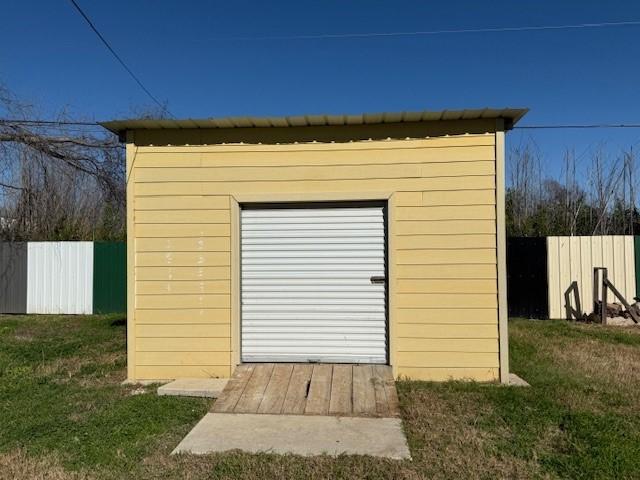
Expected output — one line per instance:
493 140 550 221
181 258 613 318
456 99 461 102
547 236 636 319
93 242 126 313
506 238 548 319
0 242 28 313
26 242 94 314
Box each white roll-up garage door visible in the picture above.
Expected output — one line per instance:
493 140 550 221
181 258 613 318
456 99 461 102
241 204 387 363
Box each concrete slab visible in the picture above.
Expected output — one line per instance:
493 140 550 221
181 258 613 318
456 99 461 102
508 373 530 387
158 378 229 398
173 413 411 459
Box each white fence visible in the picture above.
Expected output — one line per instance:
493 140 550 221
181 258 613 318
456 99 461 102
26 242 94 314
547 236 636 319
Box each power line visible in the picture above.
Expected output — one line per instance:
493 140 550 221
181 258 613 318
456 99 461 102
514 124 640 130
3 118 640 130
219 20 640 41
67 0 174 118
0 119 99 126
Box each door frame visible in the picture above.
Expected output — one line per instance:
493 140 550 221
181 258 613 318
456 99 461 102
234 198 390 365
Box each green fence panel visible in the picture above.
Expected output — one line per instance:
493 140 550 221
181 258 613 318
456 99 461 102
93 242 126 314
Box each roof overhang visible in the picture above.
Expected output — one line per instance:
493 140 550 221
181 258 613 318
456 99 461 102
99 108 528 138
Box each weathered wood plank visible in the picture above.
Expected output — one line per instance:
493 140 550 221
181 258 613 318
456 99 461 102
304 364 333 415
211 365 254 413
234 364 274 413
281 364 314 415
372 366 390 417
257 364 294 414
352 365 376 416
328 365 353 415
375 365 400 417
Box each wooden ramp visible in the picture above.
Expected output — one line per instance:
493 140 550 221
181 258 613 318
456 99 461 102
212 364 400 418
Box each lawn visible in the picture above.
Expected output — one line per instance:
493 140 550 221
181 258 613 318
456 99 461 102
1 316 640 479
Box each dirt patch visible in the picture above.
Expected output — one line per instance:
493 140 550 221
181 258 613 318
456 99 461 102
0 450 93 480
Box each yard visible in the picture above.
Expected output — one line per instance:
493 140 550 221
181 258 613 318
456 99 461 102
1 316 640 480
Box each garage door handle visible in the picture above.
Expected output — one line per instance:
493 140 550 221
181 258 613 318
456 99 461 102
370 276 386 284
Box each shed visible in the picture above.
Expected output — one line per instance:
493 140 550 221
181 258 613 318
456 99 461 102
102 108 527 383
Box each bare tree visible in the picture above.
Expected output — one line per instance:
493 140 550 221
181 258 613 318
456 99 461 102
0 83 125 241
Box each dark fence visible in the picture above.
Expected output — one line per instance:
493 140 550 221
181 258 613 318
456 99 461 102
93 242 126 314
0 242 28 313
507 237 549 319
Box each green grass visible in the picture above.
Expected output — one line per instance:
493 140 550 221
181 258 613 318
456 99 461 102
1 316 640 479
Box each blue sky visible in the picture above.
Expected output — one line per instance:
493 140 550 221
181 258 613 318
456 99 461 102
2 1 640 178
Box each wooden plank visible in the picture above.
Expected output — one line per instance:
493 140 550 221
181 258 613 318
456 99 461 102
136 280 230 295
281 364 314 414
136 252 230 267
135 142 495 164
136 337 230 352
396 278 497 294
136 293 229 310
396 220 496 236
396 249 496 265
396 293 497 309
375 365 400 417
395 308 497 324
136 351 230 366
396 338 498 353
212 365 255 413
134 176 496 197
395 234 496 250
421 189 495 206
134 161 494 183
135 209 230 224
135 237 231 253
135 195 230 210
372 366 390 417
234 364 275 413
396 323 498 338
135 266 230 281
135 323 230 338
135 133 495 153
304 364 333 415
328 365 352 415
257 364 294 414
396 205 496 221
396 351 499 368
352 365 376 416
135 223 231 238
135 308 230 324
397 264 497 280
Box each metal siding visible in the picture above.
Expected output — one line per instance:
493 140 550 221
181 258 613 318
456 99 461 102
240 206 387 363
26 242 94 314
546 236 636 319
100 107 528 133
93 242 126 313
0 242 28 313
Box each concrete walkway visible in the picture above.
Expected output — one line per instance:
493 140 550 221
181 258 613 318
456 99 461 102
173 413 411 459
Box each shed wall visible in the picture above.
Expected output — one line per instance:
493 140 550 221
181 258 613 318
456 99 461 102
128 126 501 381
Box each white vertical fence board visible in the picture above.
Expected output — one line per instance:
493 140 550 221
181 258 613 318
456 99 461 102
27 242 94 314
547 236 636 319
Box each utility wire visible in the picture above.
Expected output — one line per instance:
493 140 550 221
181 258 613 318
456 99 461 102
219 20 640 41
514 124 640 130
67 0 174 118
3 118 640 130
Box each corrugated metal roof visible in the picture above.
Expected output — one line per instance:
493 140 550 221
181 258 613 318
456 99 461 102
100 107 528 134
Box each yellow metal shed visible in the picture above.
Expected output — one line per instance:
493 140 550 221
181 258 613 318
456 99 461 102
102 108 527 383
